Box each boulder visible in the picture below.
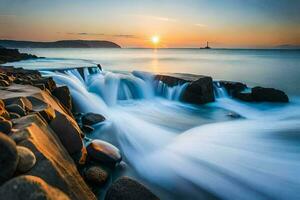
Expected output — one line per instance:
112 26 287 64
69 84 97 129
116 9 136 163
82 124 94 133
0 132 18 184
49 112 83 155
6 104 27 116
32 77 56 91
87 140 122 167
16 146 36 173
155 74 215 104
52 86 72 111
251 87 289 102
3 97 26 110
105 176 159 200
0 119 12 134
82 113 105 126
182 76 214 104
84 166 109 186
0 175 70 200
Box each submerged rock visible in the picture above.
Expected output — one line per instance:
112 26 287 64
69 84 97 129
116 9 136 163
0 132 18 184
87 139 122 167
0 175 70 200
16 146 36 173
84 166 109 186
105 176 159 200
82 113 105 126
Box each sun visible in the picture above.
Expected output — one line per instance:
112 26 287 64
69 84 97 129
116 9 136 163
151 36 160 45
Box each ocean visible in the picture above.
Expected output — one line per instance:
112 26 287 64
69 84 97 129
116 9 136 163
7 48 300 95
6 48 300 200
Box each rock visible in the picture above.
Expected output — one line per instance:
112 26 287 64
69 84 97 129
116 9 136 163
32 77 56 91
0 79 10 87
251 87 289 102
10 112 21 119
105 176 159 200
33 83 46 90
227 112 242 119
16 146 36 173
84 166 109 186
82 125 94 133
87 140 122 167
0 119 12 134
155 74 215 104
0 132 18 184
0 175 70 200
3 97 26 110
218 81 247 96
49 112 83 155
5 104 27 116
52 86 72 111
82 113 105 126
182 76 215 104
234 92 253 102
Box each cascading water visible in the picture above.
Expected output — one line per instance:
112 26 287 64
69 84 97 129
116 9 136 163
43 67 300 200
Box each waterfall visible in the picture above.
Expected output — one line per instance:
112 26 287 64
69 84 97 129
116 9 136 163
213 81 228 98
42 67 300 200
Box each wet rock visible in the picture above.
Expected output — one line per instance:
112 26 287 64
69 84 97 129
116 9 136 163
82 125 94 133
227 112 242 119
251 87 289 102
6 104 27 116
182 76 215 104
32 77 56 91
9 112 21 119
0 132 18 184
52 86 72 111
82 113 105 126
84 166 109 186
0 175 70 200
105 176 159 200
16 146 36 173
3 97 26 110
0 118 12 134
50 112 83 155
87 140 122 167
219 81 247 96
234 92 253 102
33 83 46 90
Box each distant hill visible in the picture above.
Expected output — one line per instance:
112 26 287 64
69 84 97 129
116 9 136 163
0 40 121 48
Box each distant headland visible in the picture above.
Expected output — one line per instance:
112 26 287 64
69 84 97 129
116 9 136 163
0 40 121 48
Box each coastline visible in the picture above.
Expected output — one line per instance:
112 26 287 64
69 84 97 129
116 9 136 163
0 47 292 199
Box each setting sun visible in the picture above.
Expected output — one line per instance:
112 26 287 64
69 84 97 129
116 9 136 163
151 36 160 45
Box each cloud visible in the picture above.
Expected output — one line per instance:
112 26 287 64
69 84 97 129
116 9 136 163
67 32 105 36
127 14 177 22
66 32 138 39
195 23 207 28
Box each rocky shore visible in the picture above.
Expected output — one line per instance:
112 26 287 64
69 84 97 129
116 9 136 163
0 65 159 200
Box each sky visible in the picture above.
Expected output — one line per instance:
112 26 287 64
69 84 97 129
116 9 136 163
0 0 299 48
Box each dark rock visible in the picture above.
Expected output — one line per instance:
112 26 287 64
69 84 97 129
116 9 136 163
10 112 21 119
82 125 94 133
3 97 26 110
0 47 38 63
84 166 109 186
0 132 18 184
32 77 56 91
182 76 214 104
155 74 215 104
6 104 27 116
87 139 122 167
235 92 253 102
16 146 36 173
52 86 72 111
33 83 46 90
105 176 159 200
49 112 83 155
218 81 247 96
0 119 12 134
0 175 70 200
251 87 289 102
82 113 105 126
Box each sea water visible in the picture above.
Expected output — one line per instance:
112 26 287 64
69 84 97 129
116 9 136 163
5 48 300 199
